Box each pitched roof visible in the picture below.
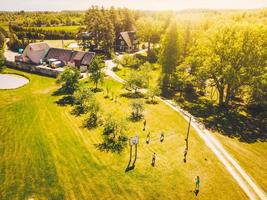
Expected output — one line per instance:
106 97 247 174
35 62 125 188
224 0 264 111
120 31 137 47
45 48 73 63
81 52 95 65
29 42 50 51
45 48 95 66
70 51 86 62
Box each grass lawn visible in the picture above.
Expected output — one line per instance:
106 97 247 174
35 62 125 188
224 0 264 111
28 26 82 33
214 133 267 193
0 23 9 31
116 66 161 88
43 40 77 49
115 65 267 195
0 68 247 199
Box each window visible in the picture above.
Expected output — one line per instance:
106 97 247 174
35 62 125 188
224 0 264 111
121 41 124 45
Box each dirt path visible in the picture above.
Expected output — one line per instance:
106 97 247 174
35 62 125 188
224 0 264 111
104 57 267 200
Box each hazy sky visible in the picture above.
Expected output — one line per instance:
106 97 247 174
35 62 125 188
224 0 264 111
1 0 267 11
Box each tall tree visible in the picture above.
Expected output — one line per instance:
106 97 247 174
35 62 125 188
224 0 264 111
136 17 163 53
0 32 5 71
188 23 267 107
88 56 105 90
84 6 115 55
159 21 180 96
120 8 135 31
57 67 80 94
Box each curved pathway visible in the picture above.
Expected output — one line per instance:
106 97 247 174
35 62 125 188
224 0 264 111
104 57 267 200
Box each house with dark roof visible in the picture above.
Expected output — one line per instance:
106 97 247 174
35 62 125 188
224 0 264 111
114 31 139 53
16 42 95 72
44 48 95 72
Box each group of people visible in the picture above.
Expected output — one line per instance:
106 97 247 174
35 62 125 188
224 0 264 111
143 119 165 145
142 119 201 194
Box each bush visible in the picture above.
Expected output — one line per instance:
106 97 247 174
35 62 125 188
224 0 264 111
119 54 140 69
84 111 99 129
73 86 94 115
146 85 160 104
96 115 128 153
84 98 101 129
56 67 80 94
130 100 144 121
147 49 158 63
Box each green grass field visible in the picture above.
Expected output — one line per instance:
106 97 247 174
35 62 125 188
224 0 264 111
28 26 82 32
0 68 247 199
43 40 77 49
116 66 161 88
115 63 267 195
214 133 267 193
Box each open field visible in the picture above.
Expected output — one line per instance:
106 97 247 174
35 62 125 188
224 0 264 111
214 133 267 193
43 40 77 49
28 26 82 32
0 23 8 31
0 68 247 199
114 64 267 195
116 66 161 88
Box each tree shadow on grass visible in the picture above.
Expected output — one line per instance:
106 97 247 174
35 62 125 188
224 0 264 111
52 87 74 107
176 91 267 143
120 92 145 99
91 88 103 93
54 95 74 107
52 87 68 96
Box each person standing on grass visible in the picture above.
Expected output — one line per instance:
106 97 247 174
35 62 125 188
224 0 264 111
160 132 164 142
195 176 200 190
146 132 150 144
151 152 156 167
143 119 147 131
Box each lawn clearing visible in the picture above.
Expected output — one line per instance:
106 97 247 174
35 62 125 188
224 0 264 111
43 40 77 49
214 133 267 194
116 66 161 88
114 60 267 197
0 68 246 199
28 26 82 33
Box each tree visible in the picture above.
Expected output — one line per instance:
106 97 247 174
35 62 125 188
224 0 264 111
84 97 101 129
136 17 163 53
0 32 5 71
249 73 267 111
57 67 80 94
146 85 160 104
159 21 180 96
188 23 267 107
130 100 144 121
139 62 153 87
98 115 128 153
170 64 193 96
124 72 148 95
73 85 94 114
118 54 140 69
84 6 115 55
88 56 105 90
120 8 135 31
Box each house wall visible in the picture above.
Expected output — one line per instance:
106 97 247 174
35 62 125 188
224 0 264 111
5 61 62 78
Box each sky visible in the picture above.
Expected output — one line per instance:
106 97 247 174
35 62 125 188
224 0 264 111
0 0 267 11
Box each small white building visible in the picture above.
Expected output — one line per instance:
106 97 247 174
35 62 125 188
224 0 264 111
21 42 50 64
